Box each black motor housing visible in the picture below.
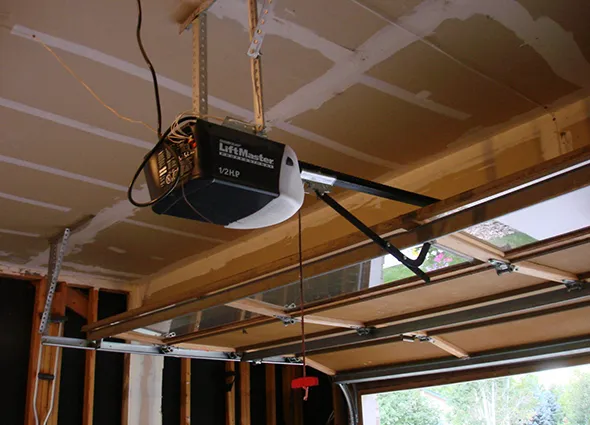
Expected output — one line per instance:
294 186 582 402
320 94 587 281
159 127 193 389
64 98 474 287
143 119 290 227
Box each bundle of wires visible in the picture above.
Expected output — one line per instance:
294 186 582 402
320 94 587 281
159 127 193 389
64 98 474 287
127 113 200 207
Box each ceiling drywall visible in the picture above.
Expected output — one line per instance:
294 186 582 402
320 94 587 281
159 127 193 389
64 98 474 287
1 0 590 286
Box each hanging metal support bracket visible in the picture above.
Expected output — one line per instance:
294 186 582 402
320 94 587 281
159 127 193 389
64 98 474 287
192 13 208 117
316 190 431 283
247 0 275 58
247 0 266 134
39 227 71 335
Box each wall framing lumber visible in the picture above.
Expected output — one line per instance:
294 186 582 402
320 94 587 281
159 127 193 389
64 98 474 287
332 385 346 425
282 366 303 425
84 150 590 341
265 365 277 425
66 286 89 318
37 282 66 425
24 279 45 425
83 288 99 425
225 362 236 425
181 359 191 425
121 353 130 425
239 363 251 425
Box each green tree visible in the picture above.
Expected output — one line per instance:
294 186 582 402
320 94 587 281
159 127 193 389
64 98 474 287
529 390 560 425
433 375 540 425
559 370 590 425
377 389 442 425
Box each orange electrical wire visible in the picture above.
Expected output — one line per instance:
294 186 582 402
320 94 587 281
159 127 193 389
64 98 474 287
33 35 158 135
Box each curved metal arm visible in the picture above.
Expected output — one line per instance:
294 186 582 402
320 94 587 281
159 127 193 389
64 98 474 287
316 191 430 283
403 242 431 268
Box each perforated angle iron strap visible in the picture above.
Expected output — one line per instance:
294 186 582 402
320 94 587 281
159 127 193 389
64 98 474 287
247 0 275 58
247 0 266 132
192 13 208 116
39 228 71 334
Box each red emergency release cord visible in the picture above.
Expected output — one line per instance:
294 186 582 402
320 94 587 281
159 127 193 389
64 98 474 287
291 210 319 400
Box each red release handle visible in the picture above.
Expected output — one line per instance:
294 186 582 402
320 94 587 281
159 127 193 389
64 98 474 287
291 376 319 389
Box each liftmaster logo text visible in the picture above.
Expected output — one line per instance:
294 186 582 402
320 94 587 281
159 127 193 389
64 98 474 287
218 140 275 169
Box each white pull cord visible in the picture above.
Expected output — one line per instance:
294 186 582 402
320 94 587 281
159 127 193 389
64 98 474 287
32 322 64 425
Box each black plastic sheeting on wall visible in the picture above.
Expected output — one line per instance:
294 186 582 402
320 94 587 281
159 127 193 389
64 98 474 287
94 291 127 425
162 358 335 425
1 278 35 425
163 357 228 425
162 357 181 425
57 292 87 425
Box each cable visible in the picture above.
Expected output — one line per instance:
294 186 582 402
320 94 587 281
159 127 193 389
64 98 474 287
181 183 213 223
127 126 182 207
136 0 162 138
297 210 310 401
33 322 64 425
34 37 157 134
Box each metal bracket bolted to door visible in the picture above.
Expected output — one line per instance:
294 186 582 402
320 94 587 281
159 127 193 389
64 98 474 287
488 258 516 276
563 279 584 292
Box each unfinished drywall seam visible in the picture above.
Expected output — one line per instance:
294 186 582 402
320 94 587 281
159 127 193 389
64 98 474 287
122 219 226 244
441 0 590 89
25 187 149 267
9 25 396 169
208 0 470 121
0 190 71 212
61 262 145 279
0 97 153 149
0 228 40 237
359 75 470 120
0 260 133 290
0 155 128 192
267 0 590 123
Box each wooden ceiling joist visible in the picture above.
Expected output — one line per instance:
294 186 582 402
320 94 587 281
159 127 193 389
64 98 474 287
66 286 89 319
